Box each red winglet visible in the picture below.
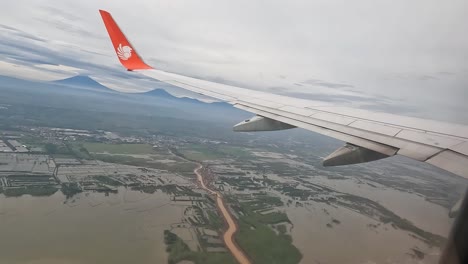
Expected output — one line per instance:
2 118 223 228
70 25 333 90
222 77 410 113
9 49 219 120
99 10 152 71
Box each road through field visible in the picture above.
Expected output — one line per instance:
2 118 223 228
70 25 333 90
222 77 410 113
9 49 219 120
194 164 251 264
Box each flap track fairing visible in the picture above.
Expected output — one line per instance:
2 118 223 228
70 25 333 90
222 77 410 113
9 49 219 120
323 143 390 167
233 115 296 132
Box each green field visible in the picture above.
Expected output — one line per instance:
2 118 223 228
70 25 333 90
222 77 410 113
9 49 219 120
207 210 224 230
95 176 124 186
179 144 223 161
66 143 92 159
2 186 59 197
241 195 284 211
83 143 154 154
17 136 46 150
218 145 252 158
236 217 301 264
234 195 302 264
93 154 196 175
164 230 236 264
179 144 251 161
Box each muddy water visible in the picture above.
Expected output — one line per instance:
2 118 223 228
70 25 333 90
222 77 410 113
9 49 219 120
0 188 184 264
286 175 453 264
311 176 453 236
287 202 443 264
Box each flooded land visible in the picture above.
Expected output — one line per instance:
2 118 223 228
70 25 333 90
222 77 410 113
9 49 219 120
0 190 180 264
0 86 467 264
1 128 465 264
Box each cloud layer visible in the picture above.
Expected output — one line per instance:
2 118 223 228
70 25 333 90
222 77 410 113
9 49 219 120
1 0 467 122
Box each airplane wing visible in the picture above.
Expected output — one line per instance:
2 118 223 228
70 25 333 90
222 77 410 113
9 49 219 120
99 10 468 179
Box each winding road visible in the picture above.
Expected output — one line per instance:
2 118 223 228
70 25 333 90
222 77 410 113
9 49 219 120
194 164 251 264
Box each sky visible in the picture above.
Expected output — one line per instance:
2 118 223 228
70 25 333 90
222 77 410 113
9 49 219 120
0 0 467 123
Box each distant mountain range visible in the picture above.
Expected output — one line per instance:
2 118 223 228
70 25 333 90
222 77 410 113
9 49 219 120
0 74 249 123
142 87 231 107
53 75 232 108
52 75 114 92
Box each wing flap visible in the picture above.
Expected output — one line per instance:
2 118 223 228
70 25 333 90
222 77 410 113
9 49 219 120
450 141 468 156
427 150 468 178
395 130 463 149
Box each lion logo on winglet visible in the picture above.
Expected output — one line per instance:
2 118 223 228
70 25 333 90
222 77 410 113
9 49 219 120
116 44 132 60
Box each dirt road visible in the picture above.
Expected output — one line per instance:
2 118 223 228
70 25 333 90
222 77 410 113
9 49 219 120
194 165 251 264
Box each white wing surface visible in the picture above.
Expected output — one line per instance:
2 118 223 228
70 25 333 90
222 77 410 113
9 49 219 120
99 10 468 179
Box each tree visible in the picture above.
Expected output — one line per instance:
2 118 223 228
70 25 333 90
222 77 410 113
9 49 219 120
44 143 58 154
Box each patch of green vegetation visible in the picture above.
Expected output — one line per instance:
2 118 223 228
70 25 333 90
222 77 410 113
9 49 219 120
207 210 224 230
95 176 124 186
131 185 159 194
93 154 196 175
44 143 58 154
256 212 290 224
3 186 58 197
236 214 301 264
336 194 446 246
263 162 303 176
234 195 301 264
164 230 236 264
220 176 254 187
279 186 313 200
84 143 154 154
51 154 76 158
7 175 51 182
17 136 45 149
241 194 284 211
182 151 219 161
93 153 144 164
332 218 341 224
18 136 42 145
179 144 251 161
61 182 82 198
179 144 223 161
44 143 70 155
66 143 91 159
131 184 202 197
218 145 252 159
276 224 287 235
155 184 179 195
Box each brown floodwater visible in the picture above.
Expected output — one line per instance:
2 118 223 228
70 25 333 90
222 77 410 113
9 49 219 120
0 175 454 264
0 188 184 264
286 176 453 264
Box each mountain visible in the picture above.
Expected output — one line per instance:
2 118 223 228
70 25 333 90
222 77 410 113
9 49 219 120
52 76 229 107
52 75 113 92
139 88 248 122
0 74 250 123
143 88 179 99
143 88 232 108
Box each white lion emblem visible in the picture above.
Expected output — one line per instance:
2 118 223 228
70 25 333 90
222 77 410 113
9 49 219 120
116 44 132 60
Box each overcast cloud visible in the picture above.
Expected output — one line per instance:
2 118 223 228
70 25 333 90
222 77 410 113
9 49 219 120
0 0 467 122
